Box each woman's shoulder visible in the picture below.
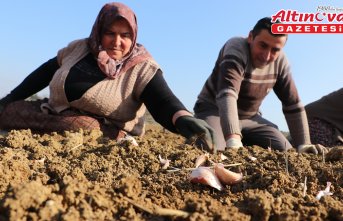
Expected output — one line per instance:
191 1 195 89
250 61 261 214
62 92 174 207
66 38 88 48
124 58 160 83
57 39 89 64
133 58 160 71
58 39 88 53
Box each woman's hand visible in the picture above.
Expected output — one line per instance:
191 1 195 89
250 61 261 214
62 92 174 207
175 115 217 152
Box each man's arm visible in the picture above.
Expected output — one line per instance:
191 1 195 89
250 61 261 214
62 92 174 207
274 58 325 154
215 47 246 148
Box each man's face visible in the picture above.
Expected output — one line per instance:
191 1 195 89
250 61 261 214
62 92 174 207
248 29 287 69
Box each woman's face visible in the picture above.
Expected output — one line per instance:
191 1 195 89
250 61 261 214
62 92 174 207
101 18 133 60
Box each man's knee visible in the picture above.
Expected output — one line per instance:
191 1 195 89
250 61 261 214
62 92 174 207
269 138 292 151
242 130 292 151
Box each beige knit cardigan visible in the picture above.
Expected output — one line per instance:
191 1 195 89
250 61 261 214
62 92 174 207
43 39 159 136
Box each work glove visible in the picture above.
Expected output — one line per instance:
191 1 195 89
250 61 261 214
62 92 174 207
297 144 328 155
175 116 217 152
226 137 243 150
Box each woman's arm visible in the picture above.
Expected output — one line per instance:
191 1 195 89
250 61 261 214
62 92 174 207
141 69 187 132
0 57 59 104
141 70 217 151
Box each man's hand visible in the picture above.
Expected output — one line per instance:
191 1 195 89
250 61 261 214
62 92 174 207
226 137 243 149
297 144 328 155
175 116 217 152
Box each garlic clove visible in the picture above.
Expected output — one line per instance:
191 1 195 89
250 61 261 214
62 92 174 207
316 182 333 200
220 153 228 161
189 167 223 191
248 156 257 161
117 135 138 146
158 154 170 170
214 163 243 185
195 153 209 168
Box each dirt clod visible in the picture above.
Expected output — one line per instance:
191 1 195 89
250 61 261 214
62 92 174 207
0 125 342 221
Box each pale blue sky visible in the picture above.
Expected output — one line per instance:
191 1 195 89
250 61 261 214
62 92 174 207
0 1 342 131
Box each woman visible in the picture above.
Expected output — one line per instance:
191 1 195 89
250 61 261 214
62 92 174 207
306 88 343 147
0 2 216 151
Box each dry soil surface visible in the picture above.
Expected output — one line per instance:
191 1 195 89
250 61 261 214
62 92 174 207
0 124 342 221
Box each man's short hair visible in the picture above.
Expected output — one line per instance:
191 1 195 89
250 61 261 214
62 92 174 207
251 17 287 38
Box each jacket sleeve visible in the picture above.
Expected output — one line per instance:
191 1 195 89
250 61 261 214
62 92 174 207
0 57 59 104
273 54 311 146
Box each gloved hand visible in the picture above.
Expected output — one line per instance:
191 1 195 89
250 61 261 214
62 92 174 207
175 116 217 152
297 144 328 155
226 137 243 149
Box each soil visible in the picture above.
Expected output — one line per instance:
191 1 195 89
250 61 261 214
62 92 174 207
0 124 342 221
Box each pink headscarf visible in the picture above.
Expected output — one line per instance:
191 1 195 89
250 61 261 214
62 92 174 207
88 2 151 78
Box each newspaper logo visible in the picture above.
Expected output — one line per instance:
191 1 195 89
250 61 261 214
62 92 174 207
271 7 343 34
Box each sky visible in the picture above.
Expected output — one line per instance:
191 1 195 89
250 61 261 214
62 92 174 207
0 0 342 131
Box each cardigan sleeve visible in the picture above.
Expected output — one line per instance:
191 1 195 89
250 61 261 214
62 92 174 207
141 69 187 132
0 57 59 104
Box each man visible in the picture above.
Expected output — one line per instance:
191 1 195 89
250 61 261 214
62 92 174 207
194 17 325 154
